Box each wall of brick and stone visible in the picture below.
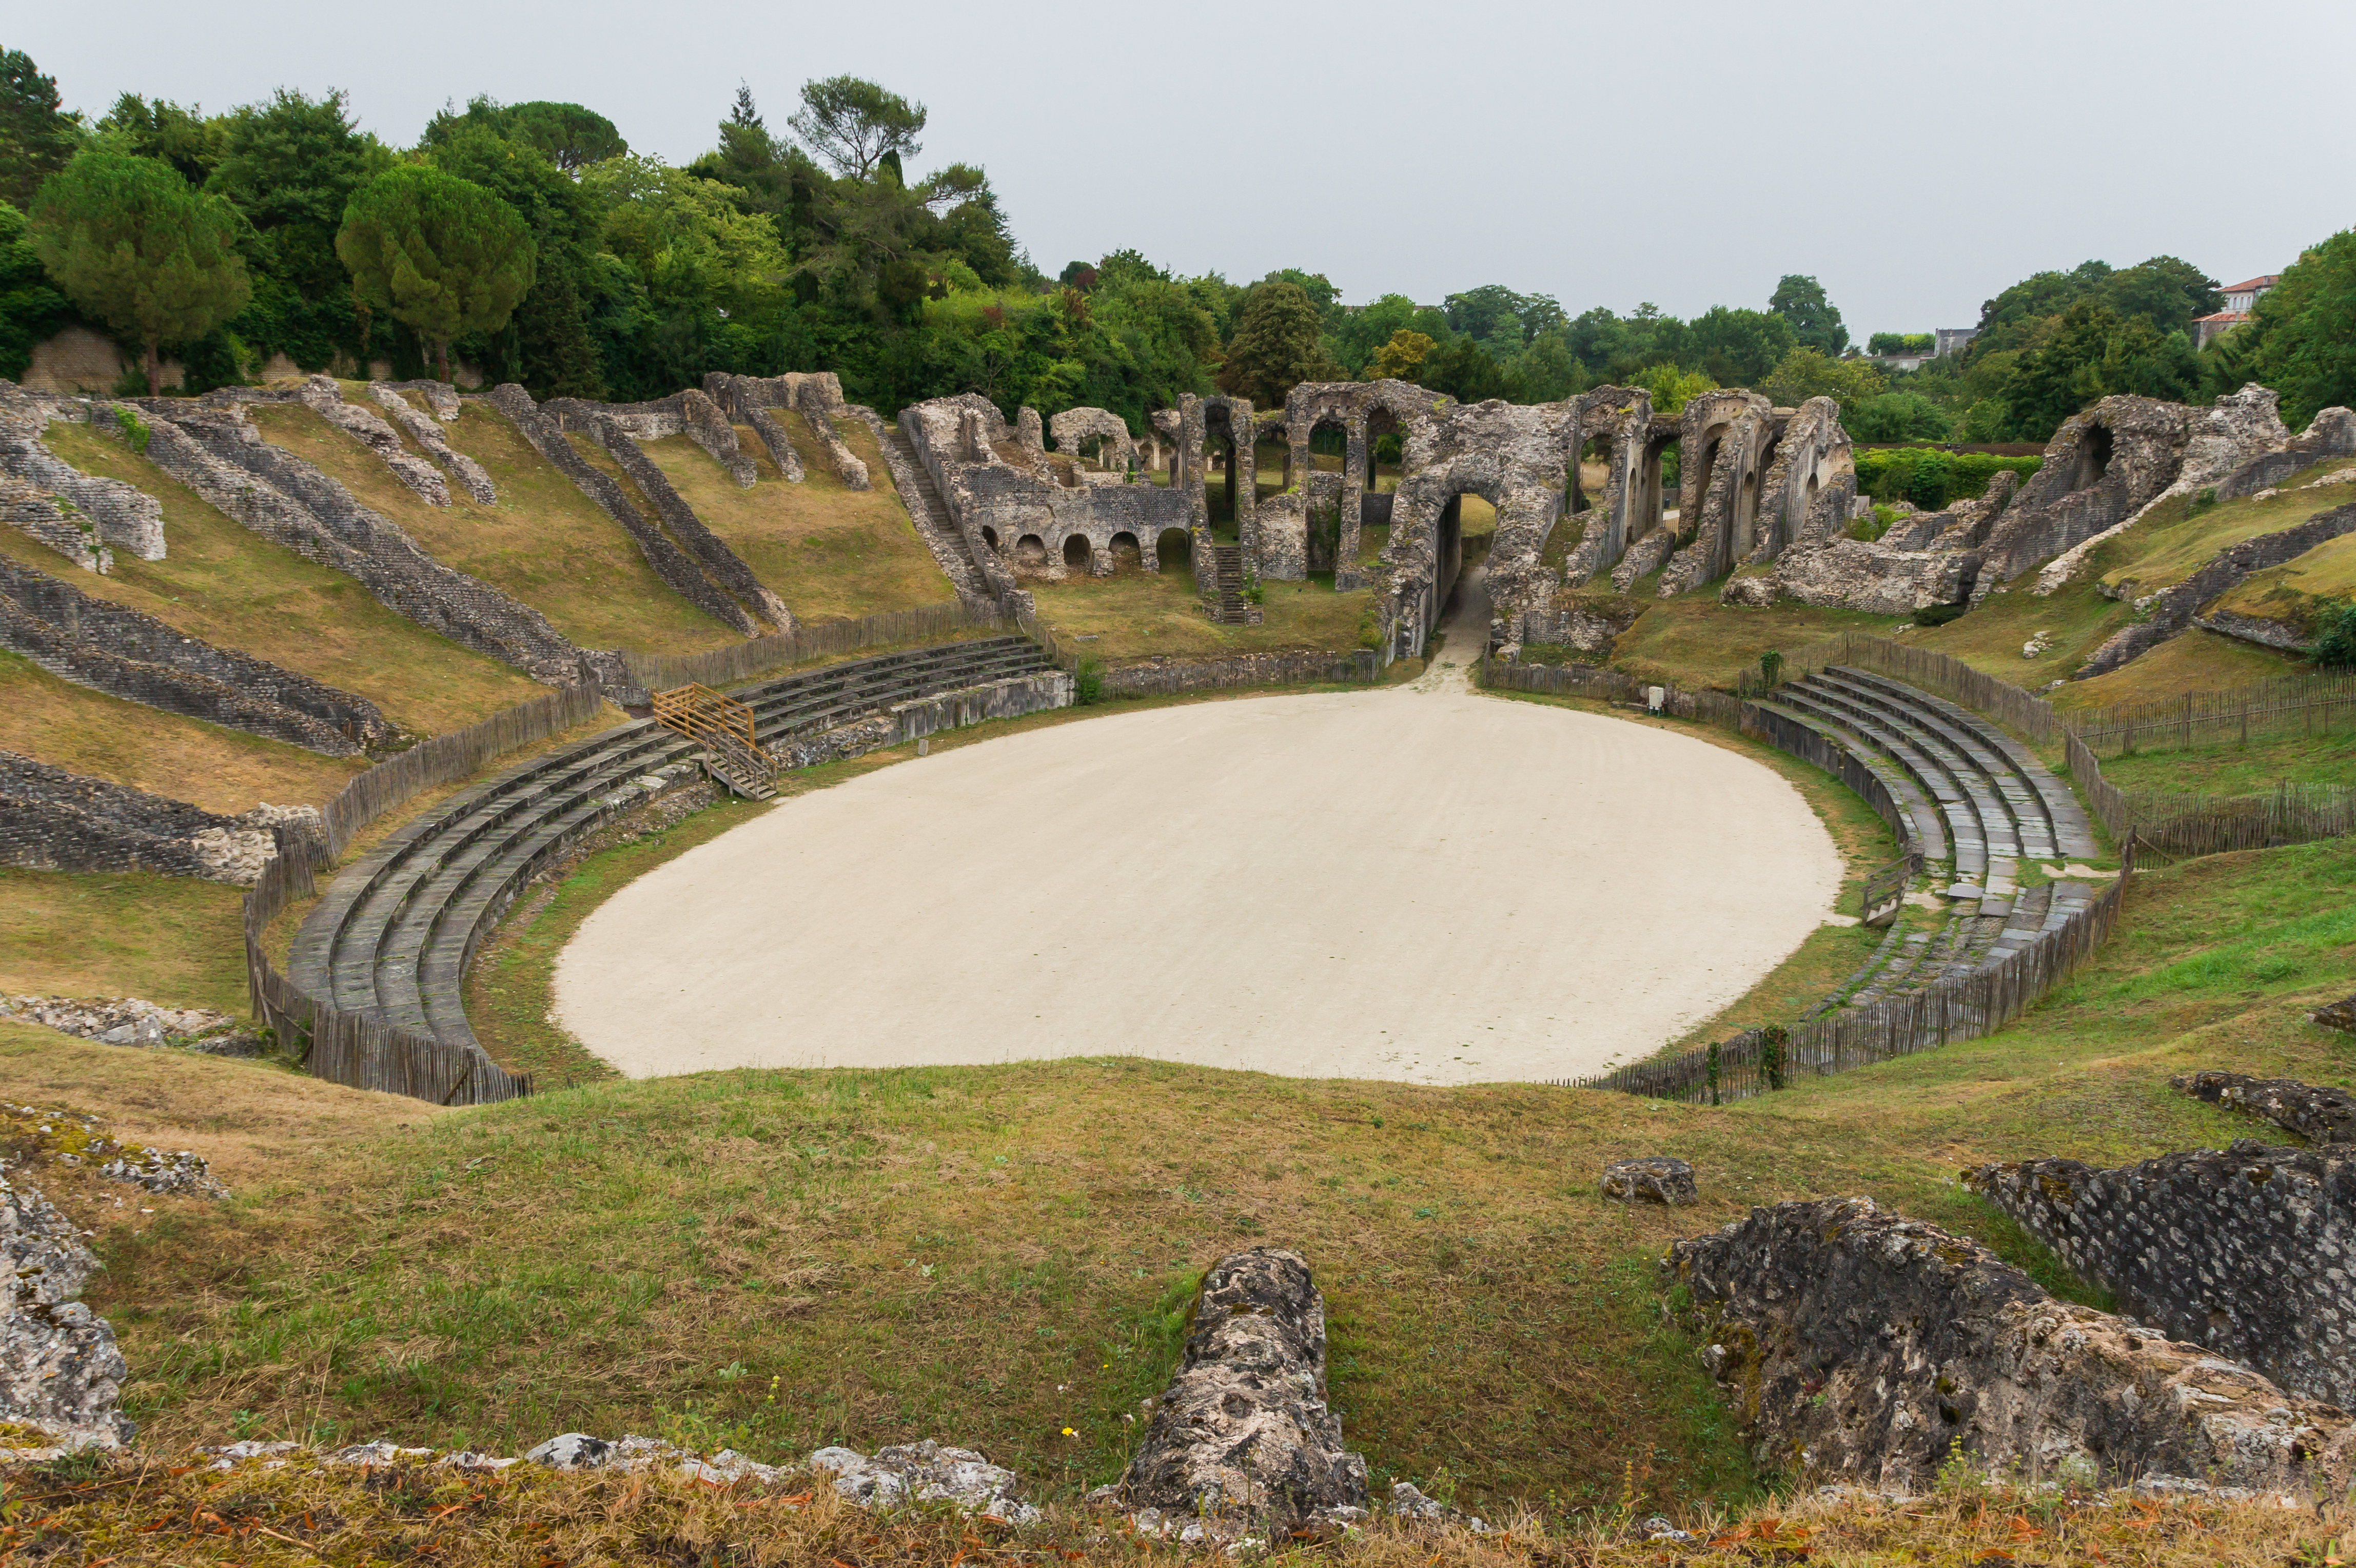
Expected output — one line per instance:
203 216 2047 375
1966 1142 2355 1409
0 749 293 885
0 389 166 560
0 556 389 754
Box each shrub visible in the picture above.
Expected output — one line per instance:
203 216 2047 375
1074 658 1104 704
113 406 149 453
2314 601 2356 670
1853 448 2043 509
1759 649 1783 688
1913 602 1969 626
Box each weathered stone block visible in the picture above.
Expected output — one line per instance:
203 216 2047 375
1602 1156 1697 1204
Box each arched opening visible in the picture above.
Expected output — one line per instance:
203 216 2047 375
1203 404 1241 538
1571 436 1609 515
980 524 1000 551
1255 424 1290 502
1109 531 1141 571
2073 423 2114 491
1015 534 1047 568
1640 434 1680 538
1734 466 1761 560
1063 533 1093 573
1687 428 1724 536
1305 415 1352 572
1155 527 1192 573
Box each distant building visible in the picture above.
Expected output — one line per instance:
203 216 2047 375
1934 327 1977 358
2194 275 2281 348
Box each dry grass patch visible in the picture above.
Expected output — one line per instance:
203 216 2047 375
636 419 955 624
0 871 248 1014
1029 569 1371 664
0 648 364 811
23 422 543 735
247 400 742 659
1611 597 1903 690
0 1453 2332 1567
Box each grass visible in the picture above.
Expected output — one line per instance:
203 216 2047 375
638 418 957 625
1611 596 1907 690
2097 728 2356 794
45 817 2349 1518
0 866 248 1012
249 398 742 658
2095 476 2355 600
1030 567 1372 663
0 647 365 812
24 421 545 736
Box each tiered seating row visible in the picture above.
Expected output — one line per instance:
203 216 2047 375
292 637 1053 1056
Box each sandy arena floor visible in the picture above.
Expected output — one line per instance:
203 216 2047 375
557 582 1844 1085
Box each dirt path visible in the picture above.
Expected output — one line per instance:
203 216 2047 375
556 574 1843 1086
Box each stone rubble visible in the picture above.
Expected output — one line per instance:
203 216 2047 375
2 993 264 1055
1601 1155 1698 1205
2174 1069 2356 1145
5 1102 231 1200
0 1167 134 1453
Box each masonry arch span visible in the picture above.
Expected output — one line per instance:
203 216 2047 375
1063 534 1094 572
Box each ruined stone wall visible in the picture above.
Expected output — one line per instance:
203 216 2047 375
2 473 112 572
899 398 1028 609
548 401 791 631
1671 1195 2354 1498
1966 1142 2356 1410
1747 397 1856 561
1973 396 2197 596
365 385 496 504
2176 1070 2356 1146
0 749 290 885
485 383 758 639
1047 407 1135 473
837 405 992 607
0 392 166 560
127 399 601 685
1383 395 1564 655
0 556 388 753
701 374 805 482
1659 392 1774 596
2217 407 2356 500
1555 387 1652 585
2076 501 2356 677
274 376 450 506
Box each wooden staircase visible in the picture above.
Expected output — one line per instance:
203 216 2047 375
651 683 776 800
1207 543 1257 625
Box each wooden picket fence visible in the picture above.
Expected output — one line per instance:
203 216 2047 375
620 602 1000 692
1564 839 2135 1105
2069 672 2356 757
322 684 608 860
243 828 527 1105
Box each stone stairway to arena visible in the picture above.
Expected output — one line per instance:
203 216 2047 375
880 427 989 603
1208 543 1251 624
1753 667 2102 1012
290 636 1052 1060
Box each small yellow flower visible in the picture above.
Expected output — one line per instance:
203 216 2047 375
1061 1427 1076 1437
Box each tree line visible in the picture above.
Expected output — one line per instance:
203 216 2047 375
1 47 2348 442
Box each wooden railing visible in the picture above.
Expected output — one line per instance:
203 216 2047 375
322 684 608 861
2068 672 2356 757
652 682 773 790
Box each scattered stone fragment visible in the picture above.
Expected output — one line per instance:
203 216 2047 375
1601 1156 1698 1205
525 1432 613 1469
811 1440 1036 1523
1 1168 134 1452
3 993 266 1056
2312 995 2355 1034
2173 1069 2356 1145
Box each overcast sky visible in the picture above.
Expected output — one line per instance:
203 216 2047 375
17 0 2353 336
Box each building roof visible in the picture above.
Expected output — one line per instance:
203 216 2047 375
2220 276 2281 293
2193 310 2250 323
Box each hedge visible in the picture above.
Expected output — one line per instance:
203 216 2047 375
1853 447 2044 511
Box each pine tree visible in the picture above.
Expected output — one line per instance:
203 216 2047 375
1216 282 1329 407
30 152 250 394
336 165 536 383
514 264 604 399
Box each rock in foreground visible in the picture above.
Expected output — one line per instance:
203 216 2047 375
1115 1247 1368 1530
1667 1197 2353 1499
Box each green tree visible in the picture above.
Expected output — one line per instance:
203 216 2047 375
30 151 250 393
1867 331 1934 355
1365 328 1435 382
1844 391 1955 442
789 75 925 180
94 94 221 188
0 50 81 210
422 98 625 173
337 164 536 382
1418 335 1508 403
1635 362 1716 417
1759 346 1884 416
0 198 69 380
2097 256 2223 339
1770 274 1848 356
2242 229 2356 429
1689 305 1797 386
1215 280 1330 405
